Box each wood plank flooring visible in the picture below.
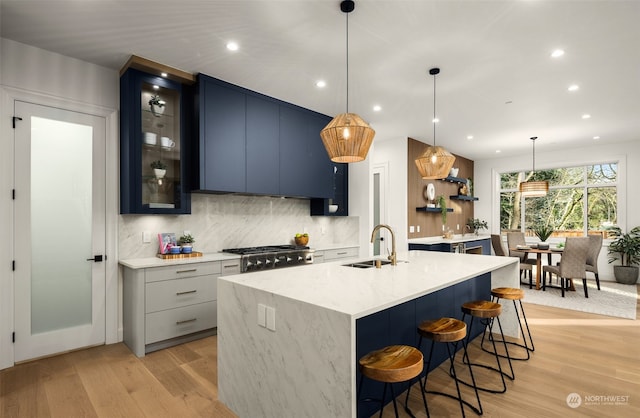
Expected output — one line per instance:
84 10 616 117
1 285 638 417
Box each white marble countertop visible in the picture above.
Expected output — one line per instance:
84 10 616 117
219 250 516 319
407 234 491 245
312 243 359 251
119 252 241 269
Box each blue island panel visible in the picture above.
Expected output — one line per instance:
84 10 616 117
356 273 491 418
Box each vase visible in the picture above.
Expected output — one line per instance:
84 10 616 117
154 168 166 179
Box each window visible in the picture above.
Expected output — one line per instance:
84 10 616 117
499 163 617 238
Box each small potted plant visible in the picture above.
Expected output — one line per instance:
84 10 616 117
607 226 640 284
149 94 166 117
150 160 167 179
436 195 448 225
178 234 195 254
533 224 554 249
466 218 488 236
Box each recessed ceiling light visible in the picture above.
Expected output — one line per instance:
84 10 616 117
373 105 381 112
432 118 439 123
467 135 473 140
551 49 565 58
568 84 579 92
226 41 239 51
582 114 591 119
315 80 326 88
593 136 600 140
152 85 159 90
160 72 168 78
496 150 501 153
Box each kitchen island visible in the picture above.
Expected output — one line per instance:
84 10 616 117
218 250 518 418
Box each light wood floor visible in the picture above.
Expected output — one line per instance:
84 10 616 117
1 286 638 418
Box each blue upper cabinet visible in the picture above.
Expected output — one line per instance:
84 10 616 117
197 77 246 193
194 73 333 198
120 63 193 214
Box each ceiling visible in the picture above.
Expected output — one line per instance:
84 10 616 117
2 0 639 160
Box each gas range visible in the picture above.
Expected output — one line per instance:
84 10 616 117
222 245 314 273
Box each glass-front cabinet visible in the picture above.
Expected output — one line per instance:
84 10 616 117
120 59 193 214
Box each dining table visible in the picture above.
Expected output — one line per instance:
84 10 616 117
510 246 570 290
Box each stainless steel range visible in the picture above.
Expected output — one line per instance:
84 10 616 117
222 245 313 273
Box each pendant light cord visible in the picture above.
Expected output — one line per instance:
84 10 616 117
433 72 436 147
345 12 349 114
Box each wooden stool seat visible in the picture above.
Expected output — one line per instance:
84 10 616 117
461 300 502 318
359 345 424 383
417 317 466 343
358 345 428 417
491 287 524 300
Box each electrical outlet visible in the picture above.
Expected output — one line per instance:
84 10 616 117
258 304 267 327
266 306 276 331
142 231 151 243
417 225 421 233
409 226 415 233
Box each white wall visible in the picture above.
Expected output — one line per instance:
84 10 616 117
474 139 640 281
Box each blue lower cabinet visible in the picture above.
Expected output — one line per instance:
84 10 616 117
355 274 490 418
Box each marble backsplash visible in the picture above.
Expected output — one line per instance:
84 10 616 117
119 193 359 259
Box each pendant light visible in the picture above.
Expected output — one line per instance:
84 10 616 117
320 0 375 163
414 68 456 179
519 136 549 197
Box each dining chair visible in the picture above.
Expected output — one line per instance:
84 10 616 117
585 234 603 291
506 232 535 284
542 237 590 297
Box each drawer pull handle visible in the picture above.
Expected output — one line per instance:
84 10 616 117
176 269 197 274
224 264 240 268
337 252 347 255
176 290 197 295
176 318 197 325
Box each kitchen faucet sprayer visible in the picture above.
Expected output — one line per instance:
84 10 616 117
370 224 397 265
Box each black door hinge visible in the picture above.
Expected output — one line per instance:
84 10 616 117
12 189 16 200
12 116 22 129
12 260 15 271
12 332 15 343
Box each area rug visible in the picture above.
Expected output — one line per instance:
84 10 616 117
521 281 638 320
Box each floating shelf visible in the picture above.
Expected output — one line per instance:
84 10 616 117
450 195 479 201
416 207 454 212
441 176 467 183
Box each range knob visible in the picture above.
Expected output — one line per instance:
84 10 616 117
286 256 293 263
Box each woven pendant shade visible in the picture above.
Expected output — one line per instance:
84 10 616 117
415 145 456 179
320 112 375 163
519 180 549 197
518 136 548 197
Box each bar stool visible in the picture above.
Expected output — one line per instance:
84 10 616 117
482 287 534 361
411 317 482 417
358 345 428 418
457 300 514 393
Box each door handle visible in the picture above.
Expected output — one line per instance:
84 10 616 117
86 255 104 262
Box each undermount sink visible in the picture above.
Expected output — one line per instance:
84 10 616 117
343 259 392 269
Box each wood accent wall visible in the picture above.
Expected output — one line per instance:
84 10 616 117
407 137 475 238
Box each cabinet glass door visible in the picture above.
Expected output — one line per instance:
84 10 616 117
140 82 181 209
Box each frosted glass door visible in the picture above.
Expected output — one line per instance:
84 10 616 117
14 101 106 362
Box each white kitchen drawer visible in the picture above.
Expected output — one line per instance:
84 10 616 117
144 262 221 283
145 275 216 314
324 247 358 260
313 250 325 263
221 259 241 275
145 301 217 344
